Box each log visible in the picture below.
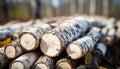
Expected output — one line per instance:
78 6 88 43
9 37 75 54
19 22 51 51
5 20 20 26
87 17 105 28
8 20 33 33
105 18 116 29
76 42 107 69
40 17 89 57
115 27 120 40
9 51 39 69
100 28 108 43
66 27 101 59
101 28 108 37
4 40 24 59
49 17 67 28
115 21 120 41
103 28 116 45
86 43 107 69
56 58 78 69
0 46 9 68
96 43 107 57
0 29 12 41
33 55 54 69
0 20 34 41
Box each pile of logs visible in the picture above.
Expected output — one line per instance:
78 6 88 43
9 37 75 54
0 15 120 69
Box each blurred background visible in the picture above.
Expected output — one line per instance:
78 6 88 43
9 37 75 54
0 0 120 24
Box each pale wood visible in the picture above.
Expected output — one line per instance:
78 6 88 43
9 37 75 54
20 22 51 51
0 20 34 41
115 27 120 39
33 55 54 69
103 28 115 45
0 29 12 41
0 46 9 68
67 27 101 59
87 17 105 28
105 18 115 29
4 40 24 59
76 43 106 69
40 17 89 57
100 28 108 43
10 51 39 69
56 58 78 69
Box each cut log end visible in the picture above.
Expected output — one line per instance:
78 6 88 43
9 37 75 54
20 33 37 51
103 36 111 45
56 62 72 69
40 33 61 57
66 44 82 59
10 62 24 69
35 63 48 69
5 45 16 58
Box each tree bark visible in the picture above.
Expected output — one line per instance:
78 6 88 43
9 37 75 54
66 27 101 59
19 21 51 51
9 51 39 69
33 55 54 69
4 39 24 59
56 58 78 69
0 46 9 68
40 17 89 57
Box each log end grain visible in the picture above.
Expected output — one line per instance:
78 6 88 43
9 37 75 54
40 33 61 57
10 52 38 69
103 36 111 45
10 61 24 69
19 32 37 51
5 45 16 58
66 43 82 60
33 55 54 69
34 63 48 69
56 62 72 69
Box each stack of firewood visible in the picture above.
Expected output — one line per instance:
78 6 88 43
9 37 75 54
0 16 120 69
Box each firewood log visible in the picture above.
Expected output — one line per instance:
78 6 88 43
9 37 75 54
105 18 116 29
100 28 108 43
66 27 101 59
40 17 89 57
87 43 107 69
5 20 20 26
4 40 24 59
76 42 107 69
56 58 79 69
7 20 33 34
0 20 34 41
103 28 116 45
19 22 51 51
0 46 9 68
33 55 54 69
0 29 12 41
87 17 105 28
9 51 39 69
101 28 108 37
